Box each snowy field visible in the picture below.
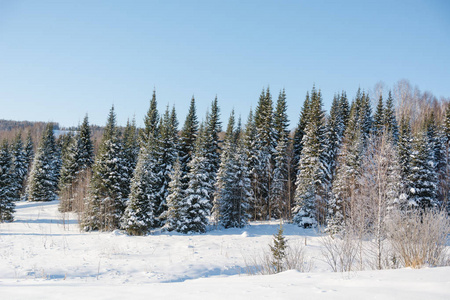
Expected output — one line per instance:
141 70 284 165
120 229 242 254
1 201 449 299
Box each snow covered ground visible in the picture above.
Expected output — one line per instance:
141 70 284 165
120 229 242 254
1 201 449 299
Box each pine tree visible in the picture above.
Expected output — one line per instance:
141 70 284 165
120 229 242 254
325 94 346 186
58 132 77 187
252 87 276 219
358 91 373 141
26 124 59 202
408 132 438 210
10 133 28 201
179 96 199 188
214 111 251 228
121 142 156 235
178 127 211 233
156 105 180 221
426 113 446 177
373 94 385 135
339 91 350 128
270 224 287 273
21 132 34 201
58 133 79 211
122 117 140 199
293 87 327 227
274 88 290 144
398 115 412 194
24 132 34 167
292 92 311 168
0 140 15 222
270 135 289 219
58 116 94 211
140 89 159 146
203 97 222 204
384 91 399 142
82 106 128 231
77 114 94 170
164 158 183 231
327 97 366 233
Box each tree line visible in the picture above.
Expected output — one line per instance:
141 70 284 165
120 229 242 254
1 82 449 236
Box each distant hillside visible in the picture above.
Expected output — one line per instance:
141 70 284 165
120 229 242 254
0 119 109 153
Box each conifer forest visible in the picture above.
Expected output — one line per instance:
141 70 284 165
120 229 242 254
1 81 450 298
1 82 450 234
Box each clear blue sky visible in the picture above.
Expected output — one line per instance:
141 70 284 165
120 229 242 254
0 0 449 128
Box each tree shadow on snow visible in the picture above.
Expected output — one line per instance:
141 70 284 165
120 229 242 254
159 266 248 283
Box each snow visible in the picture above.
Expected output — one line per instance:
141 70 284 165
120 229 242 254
1 201 449 299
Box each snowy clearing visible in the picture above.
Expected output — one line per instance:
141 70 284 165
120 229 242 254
1 201 449 299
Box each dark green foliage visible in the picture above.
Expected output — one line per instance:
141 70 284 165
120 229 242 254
26 124 60 202
155 105 180 221
274 88 290 144
373 94 385 135
77 114 94 170
178 129 211 233
408 132 438 210
24 132 34 168
203 97 222 203
251 87 277 219
398 115 412 184
292 92 311 167
180 96 199 187
270 224 287 273
121 142 156 235
10 133 28 201
293 86 327 227
214 111 252 228
384 91 399 141
0 140 15 222
122 118 140 198
82 106 128 231
163 158 183 231
140 89 159 146
58 115 94 211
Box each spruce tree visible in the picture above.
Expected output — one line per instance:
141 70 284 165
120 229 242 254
373 94 385 135
77 114 94 170
122 117 140 198
398 115 412 192
325 94 346 187
274 88 290 144
292 92 311 168
252 87 276 219
214 111 251 228
140 89 159 146
327 98 365 233
408 132 438 210
121 142 156 235
27 124 59 202
179 96 199 188
10 133 28 201
178 125 211 233
24 132 34 167
58 133 79 210
203 97 222 204
339 91 350 128
156 105 180 221
58 116 94 211
21 132 34 201
164 158 183 232
293 87 327 227
82 106 128 231
270 224 287 273
0 140 15 222
384 91 399 142
270 135 289 219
